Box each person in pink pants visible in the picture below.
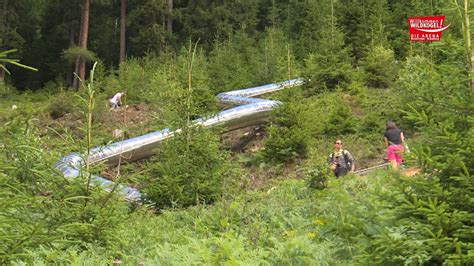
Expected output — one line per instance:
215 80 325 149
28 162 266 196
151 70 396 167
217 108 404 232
384 121 406 169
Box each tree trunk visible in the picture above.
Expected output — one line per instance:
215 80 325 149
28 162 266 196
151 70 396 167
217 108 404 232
73 0 90 90
463 0 473 92
72 57 81 89
78 0 90 87
72 7 83 90
330 0 335 47
67 26 76 87
167 0 173 33
119 0 126 64
0 0 7 83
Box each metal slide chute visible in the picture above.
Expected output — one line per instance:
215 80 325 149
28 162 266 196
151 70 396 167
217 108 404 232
55 78 305 201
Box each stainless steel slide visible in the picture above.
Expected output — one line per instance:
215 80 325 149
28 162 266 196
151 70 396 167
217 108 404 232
55 78 304 201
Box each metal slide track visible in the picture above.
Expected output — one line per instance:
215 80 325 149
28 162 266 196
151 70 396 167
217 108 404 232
55 79 305 201
354 163 390 175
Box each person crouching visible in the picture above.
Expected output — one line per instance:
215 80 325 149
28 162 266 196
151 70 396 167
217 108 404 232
109 92 125 110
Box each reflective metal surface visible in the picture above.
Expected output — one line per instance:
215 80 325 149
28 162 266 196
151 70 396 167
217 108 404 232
55 78 304 201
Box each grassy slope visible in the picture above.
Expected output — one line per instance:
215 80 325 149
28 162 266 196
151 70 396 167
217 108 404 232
18 171 406 265
1 85 407 264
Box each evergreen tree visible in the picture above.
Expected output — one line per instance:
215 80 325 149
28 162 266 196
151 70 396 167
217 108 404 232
289 0 326 58
338 0 390 61
361 45 397 88
302 0 353 92
127 0 170 57
143 43 235 209
2 0 46 87
263 87 312 163
174 0 259 49
208 30 260 94
257 28 300 82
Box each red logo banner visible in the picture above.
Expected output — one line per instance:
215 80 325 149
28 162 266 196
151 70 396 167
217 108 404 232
408 16 450 42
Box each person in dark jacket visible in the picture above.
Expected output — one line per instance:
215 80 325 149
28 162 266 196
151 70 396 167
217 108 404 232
327 139 355 178
384 121 405 169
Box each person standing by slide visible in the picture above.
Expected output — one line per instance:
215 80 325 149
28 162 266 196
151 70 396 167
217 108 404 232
384 121 406 169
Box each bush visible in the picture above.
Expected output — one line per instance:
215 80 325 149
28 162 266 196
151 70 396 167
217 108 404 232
0 82 16 98
355 46 474 265
262 89 312 163
143 127 237 209
0 116 131 264
207 36 256 94
116 57 156 104
302 25 354 94
322 97 357 136
359 112 384 134
361 45 397 88
303 157 333 190
48 92 78 119
355 173 474 265
303 52 353 94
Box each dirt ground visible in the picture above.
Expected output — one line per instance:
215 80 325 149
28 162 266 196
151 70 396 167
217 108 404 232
101 103 153 126
220 125 266 152
50 103 157 139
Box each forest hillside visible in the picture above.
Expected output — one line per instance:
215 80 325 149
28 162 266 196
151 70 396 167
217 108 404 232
1 0 473 264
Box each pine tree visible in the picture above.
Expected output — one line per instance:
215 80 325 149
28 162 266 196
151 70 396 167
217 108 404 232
303 0 353 92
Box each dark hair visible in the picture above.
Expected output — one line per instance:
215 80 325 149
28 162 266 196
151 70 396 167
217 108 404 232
386 121 397 130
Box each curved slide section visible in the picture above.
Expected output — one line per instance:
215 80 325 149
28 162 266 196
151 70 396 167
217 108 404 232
55 78 304 201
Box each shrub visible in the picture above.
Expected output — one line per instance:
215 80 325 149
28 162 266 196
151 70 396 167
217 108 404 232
0 82 16 97
48 92 78 119
262 89 312 163
143 127 237 209
361 45 397 88
116 57 156 104
356 46 474 265
360 112 384 134
303 52 353 94
355 173 474 265
263 123 310 163
322 98 357 136
302 25 354 94
207 37 256 94
0 115 130 264
303 157 333 190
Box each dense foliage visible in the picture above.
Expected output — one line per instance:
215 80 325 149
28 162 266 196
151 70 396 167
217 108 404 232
0 0 473 264
143 127 237 209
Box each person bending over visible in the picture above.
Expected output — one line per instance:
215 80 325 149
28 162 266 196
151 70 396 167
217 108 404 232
109 92 125 110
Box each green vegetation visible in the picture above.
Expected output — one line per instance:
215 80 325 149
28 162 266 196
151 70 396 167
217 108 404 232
1 0 473 264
